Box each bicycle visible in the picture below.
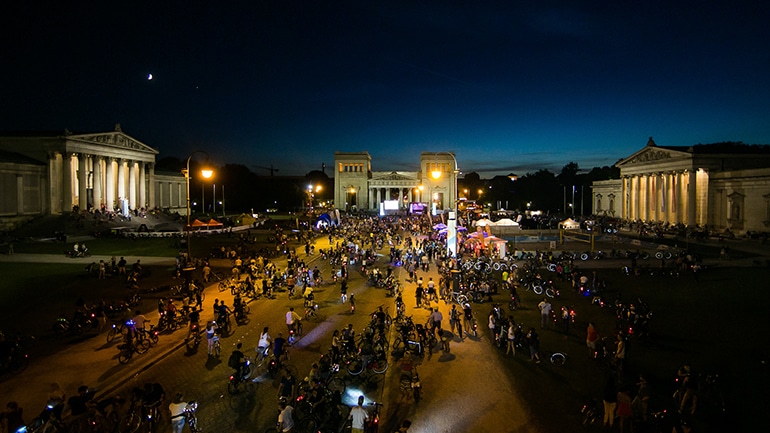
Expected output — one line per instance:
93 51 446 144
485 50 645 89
346 353 389 376
107 320 126 343
117 337 151 364
304 303 319 320
228 358 255 394
542 349 567 366
448 291 469 305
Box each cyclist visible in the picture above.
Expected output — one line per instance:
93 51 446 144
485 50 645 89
286 307 301 334
228 343 247 381
257 326 272 357
303 286 315 307
186 308 200 341
232 293 244 321
273 333 288 363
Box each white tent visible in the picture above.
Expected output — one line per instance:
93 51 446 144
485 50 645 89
473 218 495 227
560 218 580 230
494 218 519 227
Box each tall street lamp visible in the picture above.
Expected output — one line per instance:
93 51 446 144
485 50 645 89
428 151 459 257
183 152 214 262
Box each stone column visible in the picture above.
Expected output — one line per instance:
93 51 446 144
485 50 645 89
138 161 146 210
621 177 628 220
62 154 73 213
673 172 681 223
93 156 103 210
407 188 412 204
686 170 697 226
128 161 137 210
367 188 372 210
629 175 639 221
398 188 404 208
105 158 115 211
117 159 126 202
147 163 156 209
77 154 88 209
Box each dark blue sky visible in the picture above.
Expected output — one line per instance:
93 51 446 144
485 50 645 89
2 1 769 177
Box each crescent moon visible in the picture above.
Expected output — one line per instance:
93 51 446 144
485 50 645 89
147 73 153 80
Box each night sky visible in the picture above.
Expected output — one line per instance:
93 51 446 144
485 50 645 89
2 1 769 177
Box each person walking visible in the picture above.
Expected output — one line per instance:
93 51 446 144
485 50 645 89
538 298 552 329
348 395 369 433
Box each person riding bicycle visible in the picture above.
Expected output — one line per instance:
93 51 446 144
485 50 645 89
426 278 437 302
273 333 287 362
228 343 247 381
129 310 150 341
303 286 315 307
286 307 301 334
312 266 320 283
216 302 231 325
186 308 200 341
257 327 272 357
233 293 244 320
165 299 178 324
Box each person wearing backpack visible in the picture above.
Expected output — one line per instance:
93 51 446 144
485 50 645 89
228 343 246 380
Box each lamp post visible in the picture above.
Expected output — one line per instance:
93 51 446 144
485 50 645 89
183 152 213 262
428 151 459 257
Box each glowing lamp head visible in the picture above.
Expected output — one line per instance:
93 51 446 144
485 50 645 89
431 170 442 180
200 168 213 179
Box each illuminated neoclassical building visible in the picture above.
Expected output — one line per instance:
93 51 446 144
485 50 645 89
592 137 770 233
0 125 186 229
334 151 458 213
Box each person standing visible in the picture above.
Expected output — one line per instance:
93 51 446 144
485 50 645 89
632 376 650 422
449 304 462 340
205 321 218 356
602 377 618 429
616 386 633 433
526 328 541 363
586 322 599 358
348 395 369 433
462 303 473 336
1 401 24 433
506 318 516 356
438 328 453 353
428 307 443 335
615 333 626 377
277 399 295 433
169 393 187 433
538 298 552 329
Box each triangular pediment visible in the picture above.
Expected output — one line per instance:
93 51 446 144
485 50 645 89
68 131 159 155
371 171 418 181
616 146 690 167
